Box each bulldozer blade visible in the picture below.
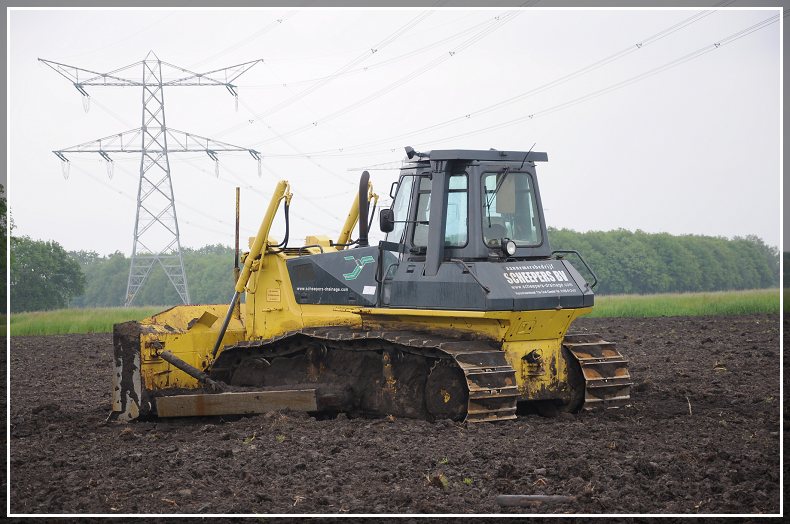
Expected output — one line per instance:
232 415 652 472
109 321 145 422
155 389 317 418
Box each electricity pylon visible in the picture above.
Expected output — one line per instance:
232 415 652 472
41 51 261 306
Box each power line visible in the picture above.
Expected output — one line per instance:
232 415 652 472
199 152 344 231
57 160 342 255
254 11 433 121
250 10 520 149
88 96 341 232
261 7 776 161
89 96 271 204
205 8 485 77
406 12 782 147
528 14 781 120
207 10 436 144
47 13 177 62
188 11 297 70
252 61 356 181
256 7 727 160
66 162 240 240
241 13 520 91
238 98 354 188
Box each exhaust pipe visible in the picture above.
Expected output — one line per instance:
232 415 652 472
358 170 370 247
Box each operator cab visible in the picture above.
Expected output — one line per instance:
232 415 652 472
286 146 593 312
380 147 552 272
371 147 596 312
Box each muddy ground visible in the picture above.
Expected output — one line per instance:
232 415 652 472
9 315 781 515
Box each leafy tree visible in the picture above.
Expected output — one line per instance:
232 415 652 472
183 245 237 304
69 251 129 308
69 250 102 266
646 233 689 292
736 235 779 288
10 236 85 312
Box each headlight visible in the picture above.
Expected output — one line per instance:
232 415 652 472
503 239 517 257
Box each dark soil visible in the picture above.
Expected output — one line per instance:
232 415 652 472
9 315 781 515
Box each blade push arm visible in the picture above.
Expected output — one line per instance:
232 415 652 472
211 180 292 359
235 179 292 291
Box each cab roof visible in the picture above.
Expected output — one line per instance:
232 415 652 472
409 149 548 163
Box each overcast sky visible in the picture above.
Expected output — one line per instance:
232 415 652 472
7 7 781 255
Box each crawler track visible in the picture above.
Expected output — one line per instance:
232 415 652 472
208 328 632 421
210 327 519 422
563 333 632 410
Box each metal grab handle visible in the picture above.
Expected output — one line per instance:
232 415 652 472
376 262 398 285
450 259 491 295
551 249 598 289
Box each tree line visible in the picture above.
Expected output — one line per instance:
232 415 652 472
67 244 236 308
548 229 779 295
7 227 782 312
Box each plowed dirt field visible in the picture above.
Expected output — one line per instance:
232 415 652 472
9 315 781 515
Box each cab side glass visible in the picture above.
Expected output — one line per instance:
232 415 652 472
385 175 414 244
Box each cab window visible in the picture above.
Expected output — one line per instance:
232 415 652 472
413 174 468 248
385 175 414 244
481 171 541 247
444 174 468 247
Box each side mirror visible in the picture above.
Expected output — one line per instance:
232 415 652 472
379 208 395 233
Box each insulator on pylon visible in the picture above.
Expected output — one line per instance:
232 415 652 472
82 95 90 113
106 160 114 179
235 94 239 112
61 160 70 180
214 159 220 178
258 157 262 177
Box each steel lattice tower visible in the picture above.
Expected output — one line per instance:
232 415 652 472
41 52 261 306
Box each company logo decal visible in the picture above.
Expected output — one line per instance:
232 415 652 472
502 263 579 296
503 269 569 284
343 255 375 280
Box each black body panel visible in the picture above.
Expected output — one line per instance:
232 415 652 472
286 246 396 306
384 258 593 311
288 246 593 311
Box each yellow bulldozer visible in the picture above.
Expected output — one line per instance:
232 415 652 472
111 147 631 423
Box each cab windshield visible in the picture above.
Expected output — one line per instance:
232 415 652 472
482 171 542 248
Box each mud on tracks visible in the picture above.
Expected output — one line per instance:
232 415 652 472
9 315 781 514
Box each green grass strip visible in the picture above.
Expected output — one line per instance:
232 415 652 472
588 289 780 318
9 307 164 337
5 289 781 336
